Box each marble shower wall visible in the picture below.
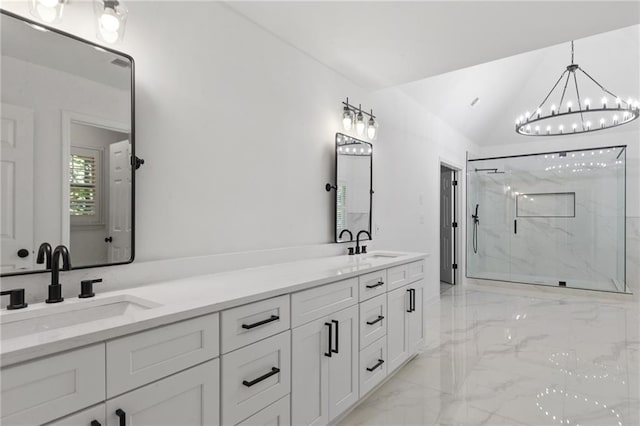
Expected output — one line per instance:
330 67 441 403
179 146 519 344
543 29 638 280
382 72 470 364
467 148 627 292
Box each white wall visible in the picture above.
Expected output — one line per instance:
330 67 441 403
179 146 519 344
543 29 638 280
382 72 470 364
1 2 479 307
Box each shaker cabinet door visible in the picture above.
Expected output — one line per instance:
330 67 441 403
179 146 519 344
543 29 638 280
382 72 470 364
106 359 220 426
387 285 410 373
291 316 330 426
327 305 359 422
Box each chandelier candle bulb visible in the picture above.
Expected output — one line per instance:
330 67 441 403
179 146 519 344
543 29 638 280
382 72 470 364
551 104 557 115
572 123 577 132
600 118 606 128
613 115 619 124
536 108 542 118
567 101 572 112
585 98 591 110
546 125 551 134
535 125 540 135
601 97 608 108
616 97 622 107
559 124 564 133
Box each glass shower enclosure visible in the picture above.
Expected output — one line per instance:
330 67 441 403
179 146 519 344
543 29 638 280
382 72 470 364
467 146 626 293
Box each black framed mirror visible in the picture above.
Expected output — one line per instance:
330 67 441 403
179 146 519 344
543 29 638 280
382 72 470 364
330 133 373 243
1 10 136 276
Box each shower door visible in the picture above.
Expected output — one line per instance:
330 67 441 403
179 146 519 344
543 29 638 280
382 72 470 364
467 146 626 293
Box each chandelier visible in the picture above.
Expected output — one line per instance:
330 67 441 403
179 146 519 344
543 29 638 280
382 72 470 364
516 41 639 136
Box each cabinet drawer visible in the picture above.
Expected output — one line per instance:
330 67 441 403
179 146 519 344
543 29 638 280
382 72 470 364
45 404 105 426
236 395 290 426
222 331 291 425
106 313 219 397
222 295 290 354
359 336 387 397
407 260 425 283
1 344 105 426
387 264 410 291
358 269 387 302
291 278 357 327
106 359 219 426
359 294 387 350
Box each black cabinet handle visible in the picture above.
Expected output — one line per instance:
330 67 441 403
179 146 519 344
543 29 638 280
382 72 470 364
91 421 101 426
242 315 279 330
366 281 384 289
366 359 385 372
406 289 413 313
514 219 517 234
366 315 384 326
115 409 126 426
331 319 339 354
242 367 280 387
324 322 333 357
105 236 113 243
407 289 416 313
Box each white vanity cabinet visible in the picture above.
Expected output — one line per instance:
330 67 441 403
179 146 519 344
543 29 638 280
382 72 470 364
1 254 428 426
387 281 425 373
291 303 359 426
106 359 219 426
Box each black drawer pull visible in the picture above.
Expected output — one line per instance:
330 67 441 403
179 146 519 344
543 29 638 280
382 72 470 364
366 359 385 372
242 367 280 387
366 281 384 289
115 409 126 426
242 315 279 329
324 322 333 357
366 315 384 326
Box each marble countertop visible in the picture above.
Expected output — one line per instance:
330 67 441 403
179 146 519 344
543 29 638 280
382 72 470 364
0 251 427 367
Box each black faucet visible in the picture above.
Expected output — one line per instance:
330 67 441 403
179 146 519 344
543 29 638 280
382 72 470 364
36 242 52 269
355 230 371 254
339 229 356 255
1 288 28 310
46 245 71 304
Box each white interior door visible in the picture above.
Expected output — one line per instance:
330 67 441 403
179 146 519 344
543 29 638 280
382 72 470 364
1 103 34 273
108 140 131 263
440 167 453 284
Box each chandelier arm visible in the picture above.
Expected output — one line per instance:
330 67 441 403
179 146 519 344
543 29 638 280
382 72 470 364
536 69 568 111
558 71 572 112
572 71 586 130
577 67 622 103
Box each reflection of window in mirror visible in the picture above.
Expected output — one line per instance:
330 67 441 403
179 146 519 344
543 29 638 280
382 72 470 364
337 183 347 231
70 146 103 226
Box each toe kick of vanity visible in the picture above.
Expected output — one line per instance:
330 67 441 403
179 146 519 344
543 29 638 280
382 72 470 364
0 256 426 426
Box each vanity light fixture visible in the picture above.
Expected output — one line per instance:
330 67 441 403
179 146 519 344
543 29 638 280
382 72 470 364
29 0 65 24
516 41 639 136
94 0 128 44
340 98 379 141
355 105 366 136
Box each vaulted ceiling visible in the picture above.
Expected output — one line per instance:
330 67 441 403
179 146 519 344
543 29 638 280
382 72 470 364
226 1 640 90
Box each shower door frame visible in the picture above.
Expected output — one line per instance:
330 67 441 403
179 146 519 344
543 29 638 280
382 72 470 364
465 145 627 294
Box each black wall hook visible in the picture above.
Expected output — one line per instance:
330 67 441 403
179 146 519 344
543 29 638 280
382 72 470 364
133 156 145 170
325 183 337 192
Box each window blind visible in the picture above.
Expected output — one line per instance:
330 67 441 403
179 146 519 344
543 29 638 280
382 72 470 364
69 153 97 216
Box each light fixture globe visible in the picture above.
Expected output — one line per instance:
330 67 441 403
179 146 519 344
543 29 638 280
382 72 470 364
342 106 354 131
516 41 639 136
366 110 378 140
94 0 128 44
355 107 366 136
29 0 65 23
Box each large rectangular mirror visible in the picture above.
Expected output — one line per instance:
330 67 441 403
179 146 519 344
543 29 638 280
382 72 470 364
333 133 373 243
1 10 135 276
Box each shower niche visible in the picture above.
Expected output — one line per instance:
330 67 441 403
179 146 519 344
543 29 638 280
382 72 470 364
467 146 627 293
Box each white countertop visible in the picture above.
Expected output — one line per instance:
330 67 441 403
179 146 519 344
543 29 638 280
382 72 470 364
0 251 427 367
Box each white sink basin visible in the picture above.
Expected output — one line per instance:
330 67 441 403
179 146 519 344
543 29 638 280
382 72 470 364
365 253 401 259
0 295 161 340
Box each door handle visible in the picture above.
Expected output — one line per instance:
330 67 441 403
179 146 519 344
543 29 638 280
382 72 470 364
366 359 385 372
242 315 279 329
115 409 126 426
324 322 333 357
17 249 29 258
331 319 339 354
242 367 280 387
366 315 384 326
105 236 113 243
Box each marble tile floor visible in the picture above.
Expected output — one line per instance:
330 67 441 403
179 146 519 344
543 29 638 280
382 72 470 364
340 284 639 425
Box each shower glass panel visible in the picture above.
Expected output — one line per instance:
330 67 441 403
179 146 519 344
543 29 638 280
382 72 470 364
467 146 626 293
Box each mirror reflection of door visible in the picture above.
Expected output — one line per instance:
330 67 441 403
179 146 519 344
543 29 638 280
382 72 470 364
69 123 129 266
1 104 34 273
